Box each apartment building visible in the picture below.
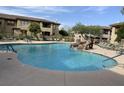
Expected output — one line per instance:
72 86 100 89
85 27 111 42
0 13 60 39
110 22 124 44
101 27 111 41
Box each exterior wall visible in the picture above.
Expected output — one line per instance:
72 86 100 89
107 31 111 41
0 19 4 33
40 22 52 35
0 18 60 39
0 23 1 33
16 20 30 30
102 34 110 39
5 20 16 38
40 22 59 36
0 19 6 34
17 20 40 36
13 29 22 37
52 24 59 35
101 28 111 42
102 30 111 41
16 20 59 37
0 19 16 38
110 27 117 44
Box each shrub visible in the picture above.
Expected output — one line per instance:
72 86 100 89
0 34 3 40
29 22 42 40
59 30 69 36
115 24 124 42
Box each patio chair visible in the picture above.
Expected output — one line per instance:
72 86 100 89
108 44 115 50
98 42 102 46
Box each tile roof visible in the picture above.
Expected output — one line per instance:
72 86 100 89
110 22 124 27
0 13 60 25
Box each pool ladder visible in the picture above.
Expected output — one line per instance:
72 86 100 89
0 44 17 53
102 54 123 68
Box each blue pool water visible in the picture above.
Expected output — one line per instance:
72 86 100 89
13 44 117 71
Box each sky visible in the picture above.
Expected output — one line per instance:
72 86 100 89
0 6 124 28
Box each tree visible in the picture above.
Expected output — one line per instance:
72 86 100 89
115 24 124 42
87 26 102 36
121 7 124 15
29 22 42 40
115 7 124 42
71 22 102 36
59 29 69 36
72 22 86 33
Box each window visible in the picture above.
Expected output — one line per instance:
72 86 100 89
42 22 51 28
42 32 50 36
7 20 15 25
103 30 109 34
52 32 55 35
0 19 2 25
20 20 29 26
53 25 56 29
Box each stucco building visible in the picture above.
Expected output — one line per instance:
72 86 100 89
101 27 111 42
0 13 60 39
110 22 124 44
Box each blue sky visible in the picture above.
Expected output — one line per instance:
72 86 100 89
0 6 124 27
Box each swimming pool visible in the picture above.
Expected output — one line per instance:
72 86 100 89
13 44 117 71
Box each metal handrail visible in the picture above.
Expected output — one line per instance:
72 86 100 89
102 54 122 62
0 44 17 53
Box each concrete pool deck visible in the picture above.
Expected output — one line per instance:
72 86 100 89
0 42 124 86
84 45 124 76
0 40 67 44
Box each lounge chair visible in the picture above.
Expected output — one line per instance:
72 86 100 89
115 44 124 54
98 42 115 50
104 43 112 49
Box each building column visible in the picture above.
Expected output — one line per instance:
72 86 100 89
1 19 5 35
110 27 117 44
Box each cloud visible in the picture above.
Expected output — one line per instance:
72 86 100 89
0 6 69 22
22 6 71 13
0 6 71 16
0 7 28 16
0 6 71 21
83 6 110 14
4 6 71 14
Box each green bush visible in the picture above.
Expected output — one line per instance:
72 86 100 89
29 22 42 40
26 35 33 40
15 36 19 40
115 24 124 42
0 34 3 40
63 36 74 42
19 35 25 40
71 22 102 36
59 30 69 36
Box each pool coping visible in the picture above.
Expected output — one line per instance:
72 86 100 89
0 41 66 45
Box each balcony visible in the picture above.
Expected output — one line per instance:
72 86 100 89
102 34 110 38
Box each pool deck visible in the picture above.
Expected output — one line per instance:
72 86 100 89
0 41 124 86
0 40 68 45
